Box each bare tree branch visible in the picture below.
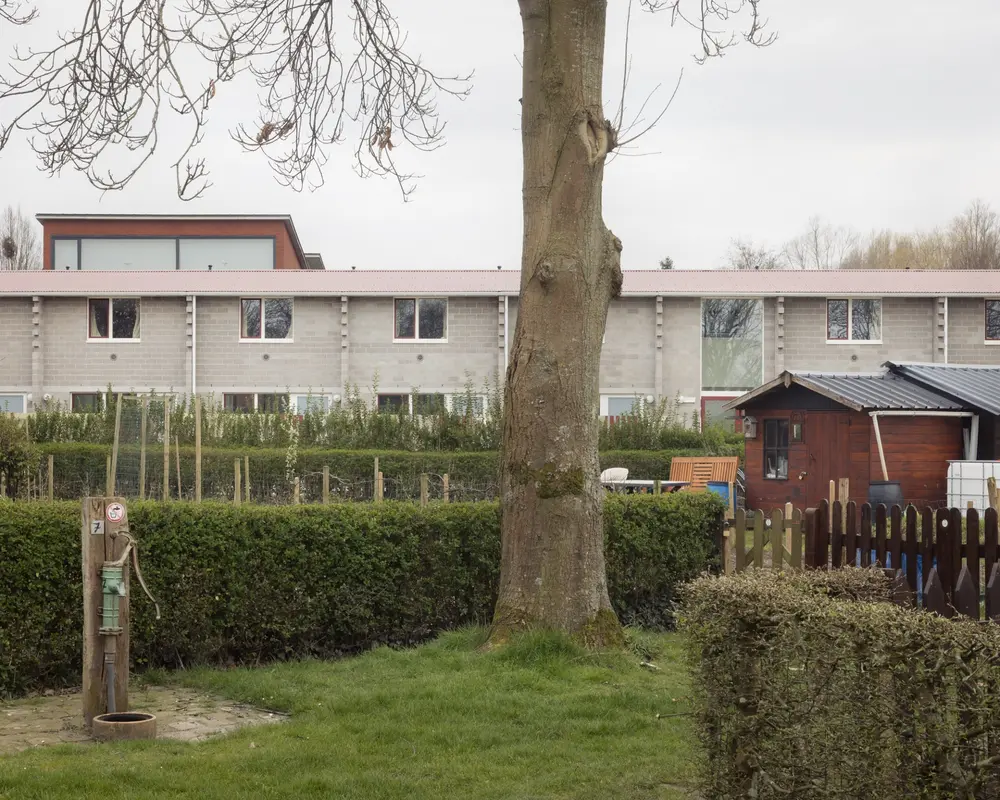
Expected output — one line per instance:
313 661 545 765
0 0 36 25
641 0 776 62
0 0 471 199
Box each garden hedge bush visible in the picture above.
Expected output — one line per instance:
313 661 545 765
0 492 723 697
681 569 1000 800
36 442 726 503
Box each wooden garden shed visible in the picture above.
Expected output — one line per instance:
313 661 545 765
726 369 978 511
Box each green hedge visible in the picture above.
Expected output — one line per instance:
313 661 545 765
36 443 726 503
681 570 1000 800
0 492 723 697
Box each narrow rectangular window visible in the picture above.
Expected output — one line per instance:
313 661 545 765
826 300 848 341
986 300 1000 341
413 393 445 415
763 419 789 480
241 299 262 338
296 395 331 414
88 299 139 339
72 393 102 413
89 299 110 338
377 394 409 414
851 299 881 341
224 393 255 413
394 298 416 339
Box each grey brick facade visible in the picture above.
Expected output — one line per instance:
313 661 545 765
5 287 1000 420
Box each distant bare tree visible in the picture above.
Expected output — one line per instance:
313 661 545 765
0 205 40 270
948 199 1000 270
725 238 783 270
841 229 950 271
782 216 859 270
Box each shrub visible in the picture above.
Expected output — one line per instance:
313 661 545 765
37 443 720 503
0 492 722 697
0 414 38 499
681 569 1000 800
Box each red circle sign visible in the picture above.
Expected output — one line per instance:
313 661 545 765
106 503 125 522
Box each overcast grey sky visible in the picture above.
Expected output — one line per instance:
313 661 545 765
2 0 999 270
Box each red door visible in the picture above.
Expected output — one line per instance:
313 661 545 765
804 412 851 508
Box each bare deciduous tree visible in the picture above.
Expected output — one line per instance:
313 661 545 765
0 205 40 270
725 238 783 270
0 0 35 25
0 0 775 646
782 215 859 270
948 199 1000 271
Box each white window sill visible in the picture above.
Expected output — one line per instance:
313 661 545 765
239 338 294 344
825 339 883 346
87 338 141 343
984 340 1000 345
393 338 449 344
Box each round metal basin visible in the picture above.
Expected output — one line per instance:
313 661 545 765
92 712 157 741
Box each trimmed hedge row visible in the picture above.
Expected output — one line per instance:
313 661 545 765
37 443 724 503
681 570 1000 800
0 492 723 697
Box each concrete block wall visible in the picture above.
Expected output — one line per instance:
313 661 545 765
660 297 702 418
0 298 32 390
600 298 656 393
947 298 1000 365
196 297 342 394
41 297 188 404
782 297 935 372
347 297 500 394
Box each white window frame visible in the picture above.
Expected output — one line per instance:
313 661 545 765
87 297 141 342
447 393 488 418
0 393 27 414
825 297 883 345
71 392 105 413
984 298 1000 345
222 392 292 413
393 297 449 343
239 298 294 343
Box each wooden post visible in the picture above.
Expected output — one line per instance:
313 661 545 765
373 456 380 500
838 477 849 530
293 477 301 505
139 398 148 501
162 400 170 502
105 454 113 497
234 459 242 506
81 497 131 727
244 455 250 504
376 471 384 502
784 501 793 555
47 454 54 502
653 479 661 495
420 473 429 507
988 476 998 512
175 436 182 500
322 466 330 504
109 393 123 497
828 480 835 530
194 396 202 503
443 474 450 503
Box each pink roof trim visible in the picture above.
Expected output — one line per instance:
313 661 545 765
1 269 998 298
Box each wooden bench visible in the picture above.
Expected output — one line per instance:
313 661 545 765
668 456 739 493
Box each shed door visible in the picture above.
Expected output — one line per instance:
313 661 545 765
804 412 851 508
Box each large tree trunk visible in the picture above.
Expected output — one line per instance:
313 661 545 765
490 0 623 647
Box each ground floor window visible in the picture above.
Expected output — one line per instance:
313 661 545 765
763 419 789 480
377 394 410 414
0 395 25 413
701 396 743 432
72 393 102 413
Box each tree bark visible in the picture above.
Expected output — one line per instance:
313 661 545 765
490 0 623 647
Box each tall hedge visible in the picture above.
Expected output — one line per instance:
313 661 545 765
36 442 724 503
0 492 722 697
681 570 1000 800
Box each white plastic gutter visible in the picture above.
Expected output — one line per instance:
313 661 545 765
191 295 197 397
869 410 977 481
503 295 509 376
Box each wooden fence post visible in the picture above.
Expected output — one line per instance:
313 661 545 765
442 474 450 503
322 466 330 504
194 396 202 503
244 455 250 504
293 477 301 505
376 472 384 502
420 473 429 507
105 454 113 497
234 459 242 506
139 398 148 501
47 454 54 502
175 436 182 500
732 509 746 572
162 400 170 502
988 476 999 512
771 508 784 571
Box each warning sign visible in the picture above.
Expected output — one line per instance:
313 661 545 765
106 503 126 523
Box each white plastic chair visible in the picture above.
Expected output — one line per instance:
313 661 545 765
600 467 629 484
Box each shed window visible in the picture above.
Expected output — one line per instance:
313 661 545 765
986 300 1000 341
763 419 789 480
826 299 881 342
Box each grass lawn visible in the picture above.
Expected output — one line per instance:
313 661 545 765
0 629 700 800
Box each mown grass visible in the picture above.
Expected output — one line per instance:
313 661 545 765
0 629 699 800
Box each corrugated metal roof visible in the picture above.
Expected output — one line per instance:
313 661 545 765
728 370 965 412
886 362 1000 416
1 268 999 298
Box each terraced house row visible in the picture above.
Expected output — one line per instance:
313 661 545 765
1 213 999 428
